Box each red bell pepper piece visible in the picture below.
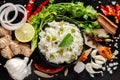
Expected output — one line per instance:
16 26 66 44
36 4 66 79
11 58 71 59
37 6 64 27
34 63 65 74
26 0 35 20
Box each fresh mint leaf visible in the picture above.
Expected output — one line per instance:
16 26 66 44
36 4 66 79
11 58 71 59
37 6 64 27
59 33 73 48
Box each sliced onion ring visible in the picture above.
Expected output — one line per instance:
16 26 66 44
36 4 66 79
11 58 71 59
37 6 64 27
0 3 27 30
4 6 18 23
0 3 18 23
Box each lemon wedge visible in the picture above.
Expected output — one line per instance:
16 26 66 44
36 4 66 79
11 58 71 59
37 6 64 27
15 23 35 42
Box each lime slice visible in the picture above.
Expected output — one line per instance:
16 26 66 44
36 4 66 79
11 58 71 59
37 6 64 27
15 23 35 42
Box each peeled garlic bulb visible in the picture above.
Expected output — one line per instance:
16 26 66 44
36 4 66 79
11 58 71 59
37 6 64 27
4 57 32 80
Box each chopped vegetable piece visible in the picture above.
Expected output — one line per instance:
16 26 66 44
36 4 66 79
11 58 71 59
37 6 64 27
50 54 55 60
71 28 76 33
80 52 88 62
52 36 57 41
46 35 51 41
59 21 64 26
57 49 63 55
71 54 76 59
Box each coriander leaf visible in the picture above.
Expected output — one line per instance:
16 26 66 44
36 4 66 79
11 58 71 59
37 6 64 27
83 14 88 20
85 6 98 19
59 33 73 48
49 0 54 4
92 21 101 28
82 27 92 34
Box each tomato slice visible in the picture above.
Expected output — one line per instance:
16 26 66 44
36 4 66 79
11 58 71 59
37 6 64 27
34 64 65 74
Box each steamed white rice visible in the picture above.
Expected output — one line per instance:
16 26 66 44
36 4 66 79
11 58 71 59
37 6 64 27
38 20 83 64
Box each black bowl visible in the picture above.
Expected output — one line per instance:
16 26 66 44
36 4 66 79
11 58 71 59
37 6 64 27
33 18 84 68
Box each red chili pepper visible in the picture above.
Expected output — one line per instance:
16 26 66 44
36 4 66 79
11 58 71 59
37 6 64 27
34 64 65 74
106 4 115 16
31 0 49 16
26 0 35 20
100 5 109 16
100 5 115 16
115 4 120 23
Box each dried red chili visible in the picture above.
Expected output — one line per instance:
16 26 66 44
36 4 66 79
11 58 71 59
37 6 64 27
100 5 109 16
34 63 65 74
115 4 120 23
100 4 115 16
26 0 35 20
106 4 115 16
100 4 120 23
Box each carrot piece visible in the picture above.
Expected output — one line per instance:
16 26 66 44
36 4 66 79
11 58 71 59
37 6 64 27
98 46 112 60
80 52 88 62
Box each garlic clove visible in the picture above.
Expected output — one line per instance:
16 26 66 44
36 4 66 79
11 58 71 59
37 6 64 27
85 63 103 75
95 59 105 65
91 60 102 69
91 49 98 58
94 55 107 63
